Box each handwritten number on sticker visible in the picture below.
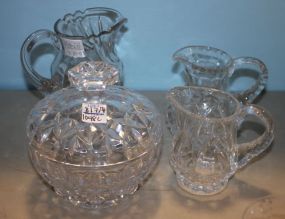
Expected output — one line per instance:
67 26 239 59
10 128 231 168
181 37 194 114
82 103 107 124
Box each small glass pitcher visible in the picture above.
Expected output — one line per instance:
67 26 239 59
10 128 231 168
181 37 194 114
21 7 127 95
167 86 274 195
173 45 268 104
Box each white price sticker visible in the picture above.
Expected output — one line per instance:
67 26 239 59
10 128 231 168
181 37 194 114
61 38 85 58
82 103 107 124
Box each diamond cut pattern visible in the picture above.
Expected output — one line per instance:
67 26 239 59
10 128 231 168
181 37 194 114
27 86 162 208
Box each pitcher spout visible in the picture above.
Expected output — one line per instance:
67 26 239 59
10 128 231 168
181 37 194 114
110 17 127 36
54 7 127 39
172 46 193 67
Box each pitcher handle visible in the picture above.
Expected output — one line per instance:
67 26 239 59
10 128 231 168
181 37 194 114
232 57 268 103
20 29 63 94
237 104 274 169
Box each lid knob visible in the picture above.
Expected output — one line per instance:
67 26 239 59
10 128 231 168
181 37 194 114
68 61 120 90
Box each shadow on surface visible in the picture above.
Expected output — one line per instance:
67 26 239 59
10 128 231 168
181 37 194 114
170 177 270 214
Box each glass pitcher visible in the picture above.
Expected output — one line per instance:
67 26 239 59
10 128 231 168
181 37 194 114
21 7 127 95
173 45 268 104
167 86 274 195
167 45 269 135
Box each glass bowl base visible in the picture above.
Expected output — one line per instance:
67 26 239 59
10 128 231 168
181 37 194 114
176 173 228 196
54 185 138 209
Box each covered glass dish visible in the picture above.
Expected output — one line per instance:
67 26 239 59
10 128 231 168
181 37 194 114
26 61 162 208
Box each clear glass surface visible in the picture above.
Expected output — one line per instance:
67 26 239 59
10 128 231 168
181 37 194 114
168 45 269 135
173 45 268 104
68 61 120 89
243 196 285 219
26 62 162 208
21 7 127 95
167 86 274 195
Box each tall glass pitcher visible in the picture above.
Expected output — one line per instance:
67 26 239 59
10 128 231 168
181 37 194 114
21 7 127 95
